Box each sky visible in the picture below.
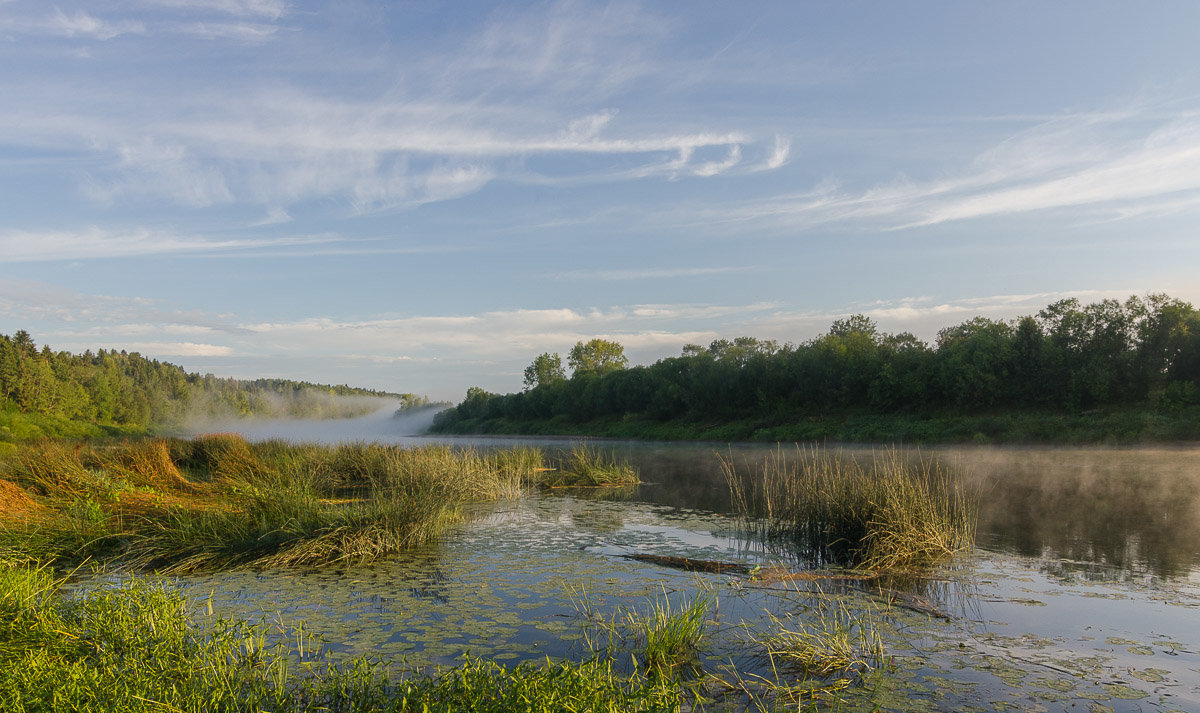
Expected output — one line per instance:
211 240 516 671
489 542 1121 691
3 1 1200 400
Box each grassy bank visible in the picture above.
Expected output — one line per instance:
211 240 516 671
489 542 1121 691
430 405 1200 445
0 437 544 571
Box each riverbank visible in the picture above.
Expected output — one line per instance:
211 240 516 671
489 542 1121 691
430 405 1200 445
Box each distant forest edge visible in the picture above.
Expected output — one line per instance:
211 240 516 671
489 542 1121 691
432 294 1200 444
0 330 410 444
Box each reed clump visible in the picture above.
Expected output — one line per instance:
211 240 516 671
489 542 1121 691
0 437 544 572
753 592 885 684
541 443 639 488
723 446 977 570
569 583 714 681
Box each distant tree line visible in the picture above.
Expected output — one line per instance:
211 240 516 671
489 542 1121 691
433 295 1200 432
0 329 404 435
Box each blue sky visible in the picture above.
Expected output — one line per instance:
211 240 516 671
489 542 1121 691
3 1 1200 400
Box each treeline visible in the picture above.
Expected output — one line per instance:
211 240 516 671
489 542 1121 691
433 294 1200 441
0 329 403 441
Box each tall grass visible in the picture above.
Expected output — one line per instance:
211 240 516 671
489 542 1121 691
723 446 977 570
541 443 639 488
0 437 545 572
569 583 714 681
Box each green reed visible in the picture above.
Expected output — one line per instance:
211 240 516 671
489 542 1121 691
541 442 639 488
1 437 543 572
723 446 977 570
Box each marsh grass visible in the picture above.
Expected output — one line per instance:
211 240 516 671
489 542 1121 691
753 590 885 684
723 447 977 570
569 583 715 682
1 437 544 572
0 563 684 713
541 443 639 488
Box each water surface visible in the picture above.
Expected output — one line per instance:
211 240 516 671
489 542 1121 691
170 418 1200 710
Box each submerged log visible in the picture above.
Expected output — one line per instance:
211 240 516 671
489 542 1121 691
622 553 752 574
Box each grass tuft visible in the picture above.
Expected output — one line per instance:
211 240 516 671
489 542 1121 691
540 443 639 488
723 446 977 570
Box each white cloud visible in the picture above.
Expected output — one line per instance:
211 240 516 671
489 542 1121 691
694 109 1200 232
117 341 234 356
0 0 786 213
175 21 278 42
555 266 752 281
0 227 340 262
143 0 287 20
3 9 147 40
693 144 742 177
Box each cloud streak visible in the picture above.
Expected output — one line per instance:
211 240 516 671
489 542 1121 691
0 228 341 263
696 109 1200 232
0 2 785 214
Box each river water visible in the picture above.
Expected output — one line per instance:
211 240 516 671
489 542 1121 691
170 414 1200 711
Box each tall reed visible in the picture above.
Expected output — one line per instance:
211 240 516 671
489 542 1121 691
1 437 545 572
723 446 977 570
541 443 639 488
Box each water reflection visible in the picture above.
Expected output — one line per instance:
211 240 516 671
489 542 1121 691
952 447 1200 579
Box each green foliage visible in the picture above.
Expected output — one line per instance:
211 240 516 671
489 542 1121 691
568 339 629 376
433 293 1200 444
0 330 406 439
524 352 566 389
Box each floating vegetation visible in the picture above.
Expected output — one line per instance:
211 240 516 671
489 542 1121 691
0 437 544 572
540 443 640 488
0 563 685 713
723 446 978 570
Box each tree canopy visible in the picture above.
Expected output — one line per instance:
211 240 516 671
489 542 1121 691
567 339 628 376
433 294 1200 436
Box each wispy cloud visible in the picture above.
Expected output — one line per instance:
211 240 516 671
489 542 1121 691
173 21 279 42
695 108 1200 232
0 227 339 263
1 9 147 40
142 0 287 20
0 1 786 214
555 266 753 281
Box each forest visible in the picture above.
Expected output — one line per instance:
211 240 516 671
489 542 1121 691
433 294 1200 442
0 329 400 443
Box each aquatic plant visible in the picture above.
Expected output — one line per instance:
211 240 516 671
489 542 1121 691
541 442 639 488
629 588 714 678
753 590 884 683
0 563 684 713
723 446 977 570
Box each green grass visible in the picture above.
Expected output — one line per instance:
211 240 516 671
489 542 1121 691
753 592 885 683
0 562 686 713
723 447 977 570
540 442 640 488
0 437 544 572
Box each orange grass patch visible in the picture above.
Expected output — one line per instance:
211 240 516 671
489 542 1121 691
0 478 45 520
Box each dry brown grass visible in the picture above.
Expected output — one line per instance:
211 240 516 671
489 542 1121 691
0 479 44 521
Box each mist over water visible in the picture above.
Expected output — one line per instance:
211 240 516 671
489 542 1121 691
188 400 445 444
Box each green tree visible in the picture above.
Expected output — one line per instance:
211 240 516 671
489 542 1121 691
568 339 628 376
523 352 566 389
